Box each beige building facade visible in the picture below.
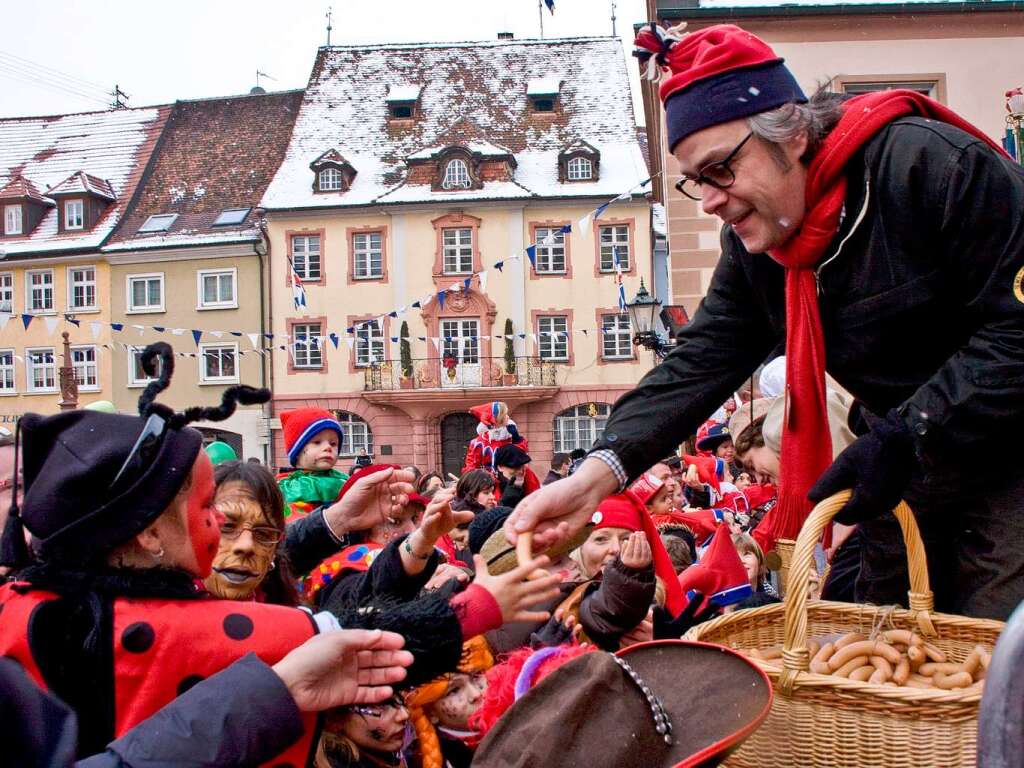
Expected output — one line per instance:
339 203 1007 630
645 0 1024 313
263 37 657 476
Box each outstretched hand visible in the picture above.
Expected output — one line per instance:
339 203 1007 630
323 468 417 536
471 554 561 624
503 458 617 550
619 531 652 570
417 488 472 545
271 629 413 713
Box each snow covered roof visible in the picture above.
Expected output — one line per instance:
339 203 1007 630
262 37 649 210
108 90 303 251
47 171 116 201
527 77 562 96
652 202 666 238
0 107 167 257
0 176 51 205
386 84 422 102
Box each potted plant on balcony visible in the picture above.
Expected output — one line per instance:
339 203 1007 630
501 318 517 386
399 321 414 389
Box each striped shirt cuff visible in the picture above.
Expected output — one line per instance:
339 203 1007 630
589 449 628 491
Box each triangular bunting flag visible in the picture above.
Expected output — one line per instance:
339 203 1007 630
65 317 80 327
595 202 610 219
411 300 421 309
192 330 202 345
525 245 537 267
0 314 8 332
344 337 355 350
153 326 165 333
90 322 102 340
329 333 339 349
110 323 123 332
479 270 488 293
388 311 398 318
247 333 259 350
429 337 440 352
437 291 446 310
21 314 32 330
171 328 186 336
463 277 472 290
578 213 593 230
494 261 504 273
210 330 223 338
559 224 572 234
43 316 59 336
229 331 242 337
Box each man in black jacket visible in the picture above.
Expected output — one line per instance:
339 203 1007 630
507 23 1024 620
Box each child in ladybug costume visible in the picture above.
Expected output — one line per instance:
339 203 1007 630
461 402 528 474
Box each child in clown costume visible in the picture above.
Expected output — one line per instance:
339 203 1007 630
461 402 528 475
277 407 349 522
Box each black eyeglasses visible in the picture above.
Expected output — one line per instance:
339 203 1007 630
675 131 754 201
110 413 167 495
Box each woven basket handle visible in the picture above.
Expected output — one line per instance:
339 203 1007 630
778 490 936 692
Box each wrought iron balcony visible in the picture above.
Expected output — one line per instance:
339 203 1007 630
363 356 557 391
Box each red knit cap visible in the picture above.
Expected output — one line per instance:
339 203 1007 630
280 407 344 467
632 23 806 150
590 494 643 532
628 472 665 506
677 529 752 612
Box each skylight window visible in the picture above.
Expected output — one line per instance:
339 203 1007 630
212 208 251 227
138 213 178 233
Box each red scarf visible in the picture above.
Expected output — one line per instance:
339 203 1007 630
762 90 1007 550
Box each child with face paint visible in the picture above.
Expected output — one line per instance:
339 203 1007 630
460 402 529 475
405 636 494 768
277 408 349 522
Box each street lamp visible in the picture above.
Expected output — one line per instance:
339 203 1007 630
626 277 670 358
1007 87 1024 163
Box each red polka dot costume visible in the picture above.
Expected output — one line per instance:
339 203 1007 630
0 582 320 767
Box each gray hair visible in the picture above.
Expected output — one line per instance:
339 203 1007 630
746 90 845 164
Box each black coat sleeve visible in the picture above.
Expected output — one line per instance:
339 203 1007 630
318 535 439 613
283 505 349 576
578 558 656 651
78 654 303 768
591 241 778 482
897 139 1024 463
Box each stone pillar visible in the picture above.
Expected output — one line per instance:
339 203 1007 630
57 331 79 411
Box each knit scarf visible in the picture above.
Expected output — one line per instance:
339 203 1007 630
762 89 1006 550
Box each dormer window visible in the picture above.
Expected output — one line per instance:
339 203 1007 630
212 207 250 227
558 139 601 183
138 213 178 233
310 149 357 194
64 200 84 230
318 168 343 191
567 157 593 180
441 158 471 190
386 85 420 121
4 205 22 236
527 78 561 114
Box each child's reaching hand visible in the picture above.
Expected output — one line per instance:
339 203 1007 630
619 531 652 570
471 554 561 624
417 488 471 546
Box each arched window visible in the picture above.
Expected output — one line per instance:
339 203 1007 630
441 158 471 190
567 156 593 181
333 411 374 456
318 167 343 191
552 403 611 454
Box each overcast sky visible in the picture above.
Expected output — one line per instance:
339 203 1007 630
1 0 649 120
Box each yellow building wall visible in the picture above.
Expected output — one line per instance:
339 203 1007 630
0 258 113 418
267 200 653 397
108 253 266 413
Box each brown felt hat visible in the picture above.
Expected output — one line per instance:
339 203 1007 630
479 523 592 576
473 640 773 768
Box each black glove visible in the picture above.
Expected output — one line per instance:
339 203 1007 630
653 592 718 639
808 409 916 525
529 614 575 649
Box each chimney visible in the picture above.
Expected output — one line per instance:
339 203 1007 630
497 31 514 40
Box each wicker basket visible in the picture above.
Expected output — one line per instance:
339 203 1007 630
684 491 1005 768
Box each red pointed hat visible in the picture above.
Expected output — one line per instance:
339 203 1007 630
629 472 666 506
632 23 806 151
469 402 506 428
594 493 687 617
675 508 726 546
280 407 344 467
677 529 752 612
682 455 725 493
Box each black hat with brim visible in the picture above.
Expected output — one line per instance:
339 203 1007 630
19 410 202 562
473 639 773 768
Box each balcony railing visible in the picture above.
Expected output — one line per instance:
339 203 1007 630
363 356 557 391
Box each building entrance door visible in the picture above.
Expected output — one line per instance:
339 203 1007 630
440 412 478 479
